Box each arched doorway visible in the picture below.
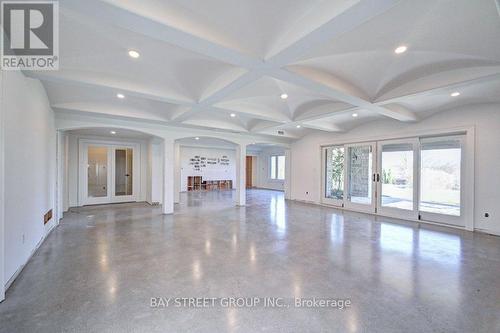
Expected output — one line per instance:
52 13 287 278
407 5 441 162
173 136 243 208
56 127 163 215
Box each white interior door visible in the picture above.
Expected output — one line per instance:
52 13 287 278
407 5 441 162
345 142 376 213
112 146 137 203
376 138 419 219
80 142 139 206
82 144 111 205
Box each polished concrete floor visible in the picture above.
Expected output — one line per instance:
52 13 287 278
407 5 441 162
1 189 499 332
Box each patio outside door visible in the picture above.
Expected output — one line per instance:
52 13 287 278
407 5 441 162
376 138 419 220
344 142 376 213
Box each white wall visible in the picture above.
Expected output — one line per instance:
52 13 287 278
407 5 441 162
66 134 148 206
256 147 286 191
1 71 56 287
180 146 236 191
290 104 500 235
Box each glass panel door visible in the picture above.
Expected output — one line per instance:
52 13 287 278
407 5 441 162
115 148 133 196
345 143 376 212
419 135 464 226
376 139 418 219
84 145 112 205
323 146 345 206
80 143 138 206
88 146 108 198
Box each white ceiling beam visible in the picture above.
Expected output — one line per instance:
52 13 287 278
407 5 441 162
270 68 418 122
172 104 289 124
300 122 345 132
267 0 402 65
199 71 265 105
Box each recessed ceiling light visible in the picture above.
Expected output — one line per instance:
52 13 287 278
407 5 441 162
296 124 301 128
352 113 359 117
195 137 200 140
110 131 117 135
128 50 140 58
280 93 288 100
394 45 407 54
230 113 236 118
116 93 125 99
451 91 460 97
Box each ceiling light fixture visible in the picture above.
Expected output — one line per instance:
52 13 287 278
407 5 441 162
451 91 460 97
110 131 117 135
230 113 236 118
128 50 140 58
394 45 407 54
280 93 288 100
296 125 301 128
352 113 359 117
116 93 125 99
195 137 200 140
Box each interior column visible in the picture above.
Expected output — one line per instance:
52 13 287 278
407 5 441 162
174 142 181 204
284 148 292 200
235 143 246 206
162 138 174 214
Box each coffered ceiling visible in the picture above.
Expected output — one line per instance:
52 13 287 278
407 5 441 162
28 0 500 140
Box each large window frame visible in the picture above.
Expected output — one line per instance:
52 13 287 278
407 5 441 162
270 155 285 180
320 127 474 231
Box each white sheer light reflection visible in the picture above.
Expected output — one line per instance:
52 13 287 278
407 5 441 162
249 244 256 263
270 196 286 237
107 274 117 302
293 274 302 297
348 307 359 333
418 230 461 267
227 308 237 332
417 230 461 308
380 224 414 255
380 224 414 297
205 240 211 255
330 214 344 244
192 260 202 281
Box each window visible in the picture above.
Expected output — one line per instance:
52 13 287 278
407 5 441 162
270 155 285 180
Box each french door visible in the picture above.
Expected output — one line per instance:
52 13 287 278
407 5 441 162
376 138 419 220
418 135 465 227
79 142 139 206
344 142 376 213
321 134 466 227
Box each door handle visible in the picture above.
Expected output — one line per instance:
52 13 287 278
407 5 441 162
376 174 380 182
125 174 130 177
372 174 376 182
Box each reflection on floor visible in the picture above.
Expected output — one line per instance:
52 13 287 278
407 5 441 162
0 189 499 332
